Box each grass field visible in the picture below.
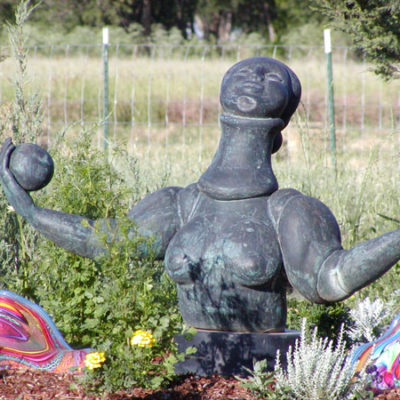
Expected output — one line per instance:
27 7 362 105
0 46 398 130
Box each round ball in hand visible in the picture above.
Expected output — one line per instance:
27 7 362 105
9 143 54 191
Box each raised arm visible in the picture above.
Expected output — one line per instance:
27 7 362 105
0 139 181 260
269 188 400 303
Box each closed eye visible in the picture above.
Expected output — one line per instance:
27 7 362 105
266 73 283 82
236 67 252 77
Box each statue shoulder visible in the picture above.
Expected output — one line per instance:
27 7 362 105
128 186 182 220
127 186 183 258
128 183 202 227
268 188 341 242
268 188 342 303
177 183 201 224
268 188 303 227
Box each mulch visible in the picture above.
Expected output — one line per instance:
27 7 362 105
0 369 262 400
0 368 399 400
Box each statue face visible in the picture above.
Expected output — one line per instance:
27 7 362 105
220 57 295 119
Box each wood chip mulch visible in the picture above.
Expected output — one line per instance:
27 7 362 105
0 368 399 400
0 369 263 400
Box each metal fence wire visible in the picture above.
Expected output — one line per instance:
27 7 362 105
0 42 399 164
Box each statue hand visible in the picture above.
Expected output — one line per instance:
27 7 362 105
0 138 34 219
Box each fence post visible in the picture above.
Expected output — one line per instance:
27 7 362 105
103 27 109 154
324 29 336 173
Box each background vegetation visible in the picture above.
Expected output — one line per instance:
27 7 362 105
0 0 324 45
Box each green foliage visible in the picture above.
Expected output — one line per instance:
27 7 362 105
236 359 279 399
0 0 44 286
0 4 188 392
279 21 350 47
0 1 16 23
17 0 199 40
10 129 132 333
0 0 327 46
312 0 400 80
287 298 352 343
6 0 43 143
3 130 189 392
75 214 189 392
196 0 278 42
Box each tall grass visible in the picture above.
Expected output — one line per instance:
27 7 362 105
0 46 398 135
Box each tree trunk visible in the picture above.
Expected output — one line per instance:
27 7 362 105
196 14 210 40
218 10 232 43
141 0 151 36
263 2 276 42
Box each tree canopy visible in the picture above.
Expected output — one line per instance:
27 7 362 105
0 0 321 43
312 0 400 80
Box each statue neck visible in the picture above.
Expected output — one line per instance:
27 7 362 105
198 113 284 200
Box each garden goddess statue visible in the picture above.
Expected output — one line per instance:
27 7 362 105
1 57 400 333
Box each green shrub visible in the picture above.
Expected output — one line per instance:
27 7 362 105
287 297 352 343
2 128 190 392
0 4 189 391
26 131 190 390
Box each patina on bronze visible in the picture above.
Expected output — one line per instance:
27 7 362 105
1 57 400 334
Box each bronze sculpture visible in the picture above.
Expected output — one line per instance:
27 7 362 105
1 56 399 334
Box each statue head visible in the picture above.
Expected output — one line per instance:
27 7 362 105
220 57 301 127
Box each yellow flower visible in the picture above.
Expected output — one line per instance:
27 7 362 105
130 330 155 348
84 352 106 370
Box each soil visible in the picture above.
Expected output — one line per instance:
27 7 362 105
0 369 399 400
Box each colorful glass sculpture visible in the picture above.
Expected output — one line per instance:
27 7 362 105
0 290 91 373
352 312 400 391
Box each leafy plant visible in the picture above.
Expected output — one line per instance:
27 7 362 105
235 359 278 399
287 298 352 343
75 214 193 392
5 129 190 392
0 3 191 393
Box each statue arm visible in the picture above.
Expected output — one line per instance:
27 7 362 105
269 189 400 303
26 207 104 259
0 139 182 260
29 186 182 260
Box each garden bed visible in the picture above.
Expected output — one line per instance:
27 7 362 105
0 369 261 400
0 368 399 400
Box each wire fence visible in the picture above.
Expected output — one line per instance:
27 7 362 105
0 42 399 170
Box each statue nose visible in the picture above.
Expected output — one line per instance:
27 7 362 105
254 66 266 81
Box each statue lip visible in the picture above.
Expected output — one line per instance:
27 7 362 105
241 81 264 93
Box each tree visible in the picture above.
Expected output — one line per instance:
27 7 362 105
196 0 278 43
311 0 400 80
147 0 198 38
235 0 277 42
28 0 198 38
0 0 321 43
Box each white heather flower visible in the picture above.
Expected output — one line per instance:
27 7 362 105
347 297 392 343
274 319 370 400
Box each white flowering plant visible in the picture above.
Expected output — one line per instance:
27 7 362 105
241 318 374 400
273 319 372 400
347 297 393 344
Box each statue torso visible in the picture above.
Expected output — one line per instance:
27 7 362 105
164 183 286 332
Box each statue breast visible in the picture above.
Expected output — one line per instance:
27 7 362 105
164 184 282 288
